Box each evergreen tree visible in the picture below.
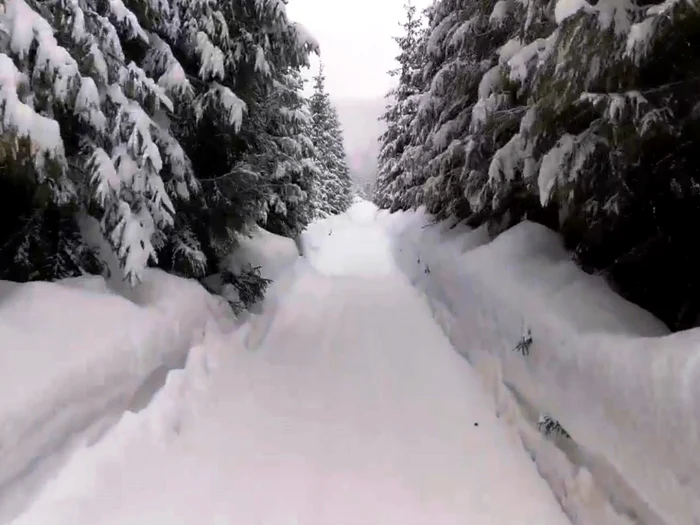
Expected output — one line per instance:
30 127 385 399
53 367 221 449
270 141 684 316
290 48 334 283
387 0 700 329
0 0 322 301
502 0 700 329
257 68 321 237
0 0 198 284
374 0 424 211
309 64 353 215
137 0 319 276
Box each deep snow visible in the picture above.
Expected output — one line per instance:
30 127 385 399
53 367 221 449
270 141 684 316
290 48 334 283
378 205 700 525
0 225 298 523
9 201 569 524
0 270 233 523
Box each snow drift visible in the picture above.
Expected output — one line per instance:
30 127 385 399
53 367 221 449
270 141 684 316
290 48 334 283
378 206 699 525
0 269 234 522
224 224 301 283
0 220 304 523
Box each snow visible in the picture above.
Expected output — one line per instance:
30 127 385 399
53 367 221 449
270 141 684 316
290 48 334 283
193 84 246 132
75 77 106 131
477 65 501 100
488 133 523 183
9 202 568 525
210 224 300 309
109 0 148 42
88 148 120 205
554 0 589 22
0 54 65 160
211 83 246 131
292 22 320 56
498 38 524 64
13 201 699 524
507 38 548 83
538 133 575 205
378 206 700 525
144 35 193 98
0 270 232 523
625 17 656 61
300 202 396 277
224 224 300 283
489 0 509 25
537 131 604 208
194 32 225 80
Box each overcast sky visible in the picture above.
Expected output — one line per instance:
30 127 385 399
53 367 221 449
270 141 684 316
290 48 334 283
286 0 431 100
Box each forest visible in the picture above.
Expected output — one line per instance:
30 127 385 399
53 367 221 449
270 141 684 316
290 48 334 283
0 0 353 309
375 0 700 331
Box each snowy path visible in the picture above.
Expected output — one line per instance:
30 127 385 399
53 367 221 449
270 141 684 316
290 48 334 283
13 204 569 524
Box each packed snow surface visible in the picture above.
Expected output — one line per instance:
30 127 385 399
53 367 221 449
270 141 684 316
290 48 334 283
11 201 569 524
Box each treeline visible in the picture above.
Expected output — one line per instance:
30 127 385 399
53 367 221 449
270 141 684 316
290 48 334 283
376 0 700 330
0 0 352 296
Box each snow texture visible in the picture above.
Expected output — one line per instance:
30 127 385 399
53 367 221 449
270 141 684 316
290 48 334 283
224 224 300 283
379 206 700 525
9 202 568 525
555 0 589 23
0 54 65 160
0 271 232 523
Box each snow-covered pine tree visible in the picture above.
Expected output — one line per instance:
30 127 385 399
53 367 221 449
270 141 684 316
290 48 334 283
1 0 321 313
374 0 424 211
390 0 700 327
309 64 353 215
0 0 198 284
401 0 531 220
459 0 555 232
483 0 700 328
256 68 321 237
132 0 318 275
327 107 355 212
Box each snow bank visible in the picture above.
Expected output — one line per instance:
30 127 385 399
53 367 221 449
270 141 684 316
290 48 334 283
224 224 300 283
8 334 227 525
200 224 301 309
0 270 232 523
378 207 699 525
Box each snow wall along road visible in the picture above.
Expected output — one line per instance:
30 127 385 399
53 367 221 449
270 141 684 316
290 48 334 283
375 204 700 525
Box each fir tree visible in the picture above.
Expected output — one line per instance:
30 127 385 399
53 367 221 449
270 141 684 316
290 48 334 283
257 68 321 237
387 0 700 328
0 0 198 284
477 0 700 328
309 64 353 215
374 0 424 211
0 0 323 307
137 0 319 275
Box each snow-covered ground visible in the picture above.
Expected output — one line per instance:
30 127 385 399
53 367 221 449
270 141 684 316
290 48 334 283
0 224 301 523
376 206 700 525
7 202 569 524
0 270 234 523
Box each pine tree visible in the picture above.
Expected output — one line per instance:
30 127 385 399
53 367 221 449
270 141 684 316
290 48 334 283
257 68 321 237
137 0 319 275
0 0 321 303
309 64 353 215
389 0 700 328
0 0 198 284
374 0 424 211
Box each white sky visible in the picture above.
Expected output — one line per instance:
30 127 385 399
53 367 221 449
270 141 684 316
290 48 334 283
286 0 432 100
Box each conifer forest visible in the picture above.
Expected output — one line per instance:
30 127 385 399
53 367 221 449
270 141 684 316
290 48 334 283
0 0 353 299
375 0 700 331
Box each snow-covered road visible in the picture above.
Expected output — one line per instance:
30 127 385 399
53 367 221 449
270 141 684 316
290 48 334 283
12 203 569 524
